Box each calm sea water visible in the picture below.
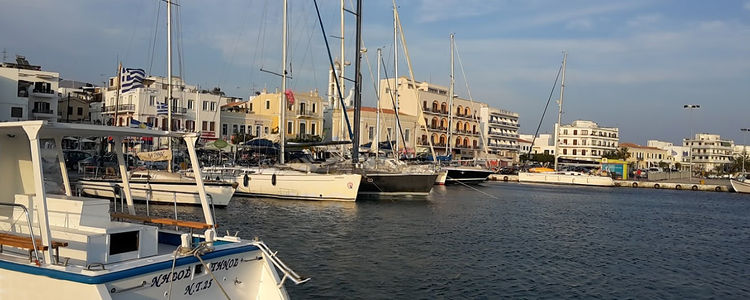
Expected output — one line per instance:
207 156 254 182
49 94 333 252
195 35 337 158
154 183 750 299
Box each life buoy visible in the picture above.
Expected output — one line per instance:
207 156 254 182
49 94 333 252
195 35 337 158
271 174 277 186
653 183 660 189
632 182 638 188
715 186 721 192
503 176 509 182
243 174 249 187
675 184 681 190
691 185 698 191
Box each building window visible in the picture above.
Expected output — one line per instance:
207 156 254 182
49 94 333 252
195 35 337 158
563 139 567 145
67 106 73 115
563 129 568 135
582 150 587 156
202 101 208 111
249 103 253 111
299 122 306 135
239 125 245 134
312 103 316 113
563 149 567 155
202 121 208 131
210 122 215 131
581 130 588 135
573 130 577 135
573 140 578 145
210 102 216 111
188 99 193 109
232 124 238 133
149 95 156 106
311 123 316 135
265 100 270 109
11 107 23 118
368 127 374 140
287 121 293 134
404 129 410 142
264 127 269 134
77 107 83 116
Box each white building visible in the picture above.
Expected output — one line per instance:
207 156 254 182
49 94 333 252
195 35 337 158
519 133 556 155
0 56 59 122
555 120 619 163
483 107 520 161
102 76 226 141
683 133 734 173
647 140 690 171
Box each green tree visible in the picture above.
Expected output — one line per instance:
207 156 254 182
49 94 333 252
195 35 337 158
603 147 630 160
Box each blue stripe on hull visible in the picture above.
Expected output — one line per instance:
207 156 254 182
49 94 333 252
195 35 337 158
0 244 259 284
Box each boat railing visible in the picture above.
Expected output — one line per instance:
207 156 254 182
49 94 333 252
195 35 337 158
0 203 41 263
254 240 310 287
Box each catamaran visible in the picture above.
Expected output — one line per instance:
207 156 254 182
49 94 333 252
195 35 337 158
0 121 306 299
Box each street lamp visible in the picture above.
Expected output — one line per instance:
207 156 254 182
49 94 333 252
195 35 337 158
741 128 750 174
684 104 700 180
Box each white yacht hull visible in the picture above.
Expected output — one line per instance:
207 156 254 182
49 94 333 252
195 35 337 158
235 169 361 201
730 179 750 193
518 172 615 187
0 242 289 300
78 180 235 206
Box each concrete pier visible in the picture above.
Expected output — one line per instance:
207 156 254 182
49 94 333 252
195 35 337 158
487 174 734 192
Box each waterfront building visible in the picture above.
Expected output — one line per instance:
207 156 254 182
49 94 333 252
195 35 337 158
377 77 519 160
57 80 102 123
518 133 556 155
0 55 59 122
555 120 619 163
682 133 734 173
647 140 690 171
620 142 673 170
329 106 419 152
219 100 273 142
102 75 225 141
248 89 324 140
482 107 520 162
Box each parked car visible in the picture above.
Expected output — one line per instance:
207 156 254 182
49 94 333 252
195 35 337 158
63 150 92 171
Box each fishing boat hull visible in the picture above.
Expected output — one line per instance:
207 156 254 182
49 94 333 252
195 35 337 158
444 168 493 184
0 241 289 300
358 173 438 196
234 170 361 201
518 172 615 187
78 180 235 206
730 179 750 193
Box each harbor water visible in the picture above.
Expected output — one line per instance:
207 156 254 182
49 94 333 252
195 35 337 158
149 183 750 299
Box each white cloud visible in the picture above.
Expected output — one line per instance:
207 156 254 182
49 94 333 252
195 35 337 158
565 18 594 30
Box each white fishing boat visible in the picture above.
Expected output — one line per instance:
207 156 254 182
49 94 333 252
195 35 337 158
202 166 361 201
78 170 236 206
730 173 750 193
0 121 306 299
518 171 615 187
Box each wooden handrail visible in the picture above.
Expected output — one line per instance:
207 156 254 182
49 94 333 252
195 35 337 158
111 212 214 230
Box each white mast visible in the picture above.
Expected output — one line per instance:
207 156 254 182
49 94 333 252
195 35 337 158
393 1 399 156
166 0 173 172
554 51 567 172
339 0 347 154
279 0 288 164
447 33 454 157
376 48 382 160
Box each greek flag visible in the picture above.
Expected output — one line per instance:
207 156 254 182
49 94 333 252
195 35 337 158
156 102 168 116
129 119 151 129
120 67 146 94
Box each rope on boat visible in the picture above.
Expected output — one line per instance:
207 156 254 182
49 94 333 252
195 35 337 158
167 242 231 300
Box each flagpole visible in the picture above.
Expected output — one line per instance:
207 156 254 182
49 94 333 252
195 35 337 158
114 62 122 126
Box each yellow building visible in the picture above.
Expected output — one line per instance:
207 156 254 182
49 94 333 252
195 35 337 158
620 142 673 170
219 101 272 141
329 106 419 152
248 89 324 140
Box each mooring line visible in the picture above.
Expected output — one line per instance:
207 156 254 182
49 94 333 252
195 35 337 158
446 176 498 199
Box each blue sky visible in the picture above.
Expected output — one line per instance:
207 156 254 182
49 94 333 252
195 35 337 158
2 0 750 145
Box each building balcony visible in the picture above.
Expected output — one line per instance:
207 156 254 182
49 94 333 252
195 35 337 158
488 131 519 138
171 106 187 115
102 104 136 113
423 107 448 116
30 89 56 98
297 110 319 118
454 129 480 136
489 120 519 128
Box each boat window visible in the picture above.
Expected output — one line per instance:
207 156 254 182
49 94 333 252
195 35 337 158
110 231 140 255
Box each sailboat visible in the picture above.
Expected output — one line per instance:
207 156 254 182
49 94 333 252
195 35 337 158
0 121 305 299
441 33 493 185
518 51 615 187
223 0 362 201
79 0 236 205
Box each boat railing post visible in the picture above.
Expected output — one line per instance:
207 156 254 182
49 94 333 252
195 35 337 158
173 192 178 230
146 185 151 216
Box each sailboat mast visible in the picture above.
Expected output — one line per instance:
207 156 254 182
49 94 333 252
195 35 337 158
376 48 381 160
351 0 362 162
167 0 173 172
279 0 287 164
339 0 346 155
447 33 454 156
554 50 567 172
393 2 399 157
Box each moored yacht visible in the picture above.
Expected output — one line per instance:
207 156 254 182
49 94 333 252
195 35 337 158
0 121 306 299
730 173 750 193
